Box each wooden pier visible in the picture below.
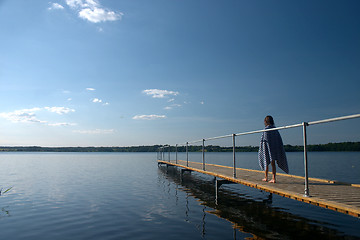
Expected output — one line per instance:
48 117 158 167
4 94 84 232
158 159 360 218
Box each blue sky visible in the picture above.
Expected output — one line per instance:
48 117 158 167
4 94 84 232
0 0 359 147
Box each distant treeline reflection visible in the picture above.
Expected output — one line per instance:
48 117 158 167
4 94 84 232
0 142 359 152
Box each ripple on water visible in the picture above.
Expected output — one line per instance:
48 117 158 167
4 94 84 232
0 153 359 240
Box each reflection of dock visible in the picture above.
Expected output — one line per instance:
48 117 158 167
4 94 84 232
158 159 360 218
157 163 358 239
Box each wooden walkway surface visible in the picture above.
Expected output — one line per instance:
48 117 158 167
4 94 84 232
158 159 360 218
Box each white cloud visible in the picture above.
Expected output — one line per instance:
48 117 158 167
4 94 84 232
132 114 167 120
66 0 123 23
66 0 97 9
79 7 122 23
200 101 204 105
86 87 96 91
48 2 64 10
142 89 179 98
164 104 181 110
92 98 102 103
73 129 115 134
91 98 108 105
44 107 75 115
48 122 77 127
0 107 75 126
0 108 44 124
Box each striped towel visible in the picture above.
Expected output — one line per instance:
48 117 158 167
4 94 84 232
258 125 289 174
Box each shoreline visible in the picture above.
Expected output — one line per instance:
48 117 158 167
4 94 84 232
0 142 359 152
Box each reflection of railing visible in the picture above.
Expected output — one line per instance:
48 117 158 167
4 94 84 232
157 114 360 197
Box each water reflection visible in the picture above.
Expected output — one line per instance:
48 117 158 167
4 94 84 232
158 165 359 240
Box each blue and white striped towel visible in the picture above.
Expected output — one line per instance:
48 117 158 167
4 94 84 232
258 125 289 174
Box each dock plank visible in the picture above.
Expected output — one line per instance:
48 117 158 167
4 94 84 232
158 159 360 218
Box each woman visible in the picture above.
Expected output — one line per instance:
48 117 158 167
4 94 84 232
258 116 289 183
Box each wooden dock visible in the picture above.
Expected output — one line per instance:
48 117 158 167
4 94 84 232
158 159 360 218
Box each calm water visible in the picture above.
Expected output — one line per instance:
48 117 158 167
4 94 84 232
0 152 359 239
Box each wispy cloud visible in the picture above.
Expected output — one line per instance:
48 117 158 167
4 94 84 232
79 7 122 23
142 89 179 99
66 0 123 23
0 107 75 126
73 129 115 134
48 2 64 10
92 98 102 103
44 107 75 115
164 104 182 110
0 108 45 124
132 114 167 120
48 122 77 127
92 98 109 105
86 87 96 91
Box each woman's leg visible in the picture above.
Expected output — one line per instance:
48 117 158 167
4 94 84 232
262 165 269 181
269 160 276 183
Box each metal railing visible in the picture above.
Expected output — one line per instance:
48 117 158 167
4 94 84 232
157 114 360 197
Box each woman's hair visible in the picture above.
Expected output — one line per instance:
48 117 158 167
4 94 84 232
264 115 274 126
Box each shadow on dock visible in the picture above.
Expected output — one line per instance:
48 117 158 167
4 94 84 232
158 165 359 240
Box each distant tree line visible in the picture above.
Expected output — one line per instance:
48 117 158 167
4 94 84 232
285 142 360 152
0 142 359 152
0 145 162 152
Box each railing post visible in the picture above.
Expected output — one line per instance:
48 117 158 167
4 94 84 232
168 145 170 162
202 139 205 171
162 147 165 161
303 122 310 197
186 142 189 167
233 134 236 178
176 144 178 164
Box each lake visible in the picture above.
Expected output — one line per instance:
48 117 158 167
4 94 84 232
0 152 359 239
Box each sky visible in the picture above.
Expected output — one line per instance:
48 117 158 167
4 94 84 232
0 0 359 147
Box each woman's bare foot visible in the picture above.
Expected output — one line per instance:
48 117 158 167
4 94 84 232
269 179 276 183
262 178 268 182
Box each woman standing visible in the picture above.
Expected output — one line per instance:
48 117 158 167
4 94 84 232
258 116 289 183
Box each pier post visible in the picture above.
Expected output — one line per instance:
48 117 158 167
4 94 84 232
232 134 236 178
168 145 170 162
186 142 189 167
303 122 310 197
202 139 205 171
215 179 236 205
176 144 178 164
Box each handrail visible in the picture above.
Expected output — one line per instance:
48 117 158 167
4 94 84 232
157 113 360 197
308 114 360 126
178 114 360 144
